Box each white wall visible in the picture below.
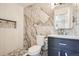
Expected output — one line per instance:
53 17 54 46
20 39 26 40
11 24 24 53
0 4 24 55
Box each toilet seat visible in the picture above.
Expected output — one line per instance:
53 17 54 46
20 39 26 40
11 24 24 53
28 45 41 55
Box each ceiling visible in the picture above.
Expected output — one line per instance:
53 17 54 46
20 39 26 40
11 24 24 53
17 3 34 7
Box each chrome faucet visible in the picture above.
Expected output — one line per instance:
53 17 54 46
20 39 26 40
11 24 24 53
57 29 68 35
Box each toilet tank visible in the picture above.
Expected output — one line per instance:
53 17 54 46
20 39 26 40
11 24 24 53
36 35 45 46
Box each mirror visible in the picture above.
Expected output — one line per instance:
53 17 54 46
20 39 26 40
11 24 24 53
54 6 73 30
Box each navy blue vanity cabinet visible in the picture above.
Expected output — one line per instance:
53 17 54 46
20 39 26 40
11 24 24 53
48 37 79 56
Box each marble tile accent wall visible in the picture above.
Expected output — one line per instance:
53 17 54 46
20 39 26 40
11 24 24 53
24 4 54 49
24 15 37 49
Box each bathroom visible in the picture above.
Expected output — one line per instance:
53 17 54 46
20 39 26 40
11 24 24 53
23 3 79 56
0 3 79 56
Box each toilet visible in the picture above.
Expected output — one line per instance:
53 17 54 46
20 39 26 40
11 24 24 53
28 35 45 56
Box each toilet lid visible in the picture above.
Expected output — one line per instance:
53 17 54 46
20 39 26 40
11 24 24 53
28 45 41 55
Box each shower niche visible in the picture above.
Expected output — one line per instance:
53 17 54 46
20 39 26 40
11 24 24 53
0 18 16 28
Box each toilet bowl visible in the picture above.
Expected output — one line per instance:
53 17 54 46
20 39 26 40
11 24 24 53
28 45 41 56
28 35 45 56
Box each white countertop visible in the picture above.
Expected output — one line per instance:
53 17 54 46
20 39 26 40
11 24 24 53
48 35 79 40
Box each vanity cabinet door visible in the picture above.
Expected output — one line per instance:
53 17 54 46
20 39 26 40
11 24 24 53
67 51 79 56
48 37 61 56
48 37 79 56
48 48 59 56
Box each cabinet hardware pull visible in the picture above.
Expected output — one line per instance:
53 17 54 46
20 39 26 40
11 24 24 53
58 43 67 46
